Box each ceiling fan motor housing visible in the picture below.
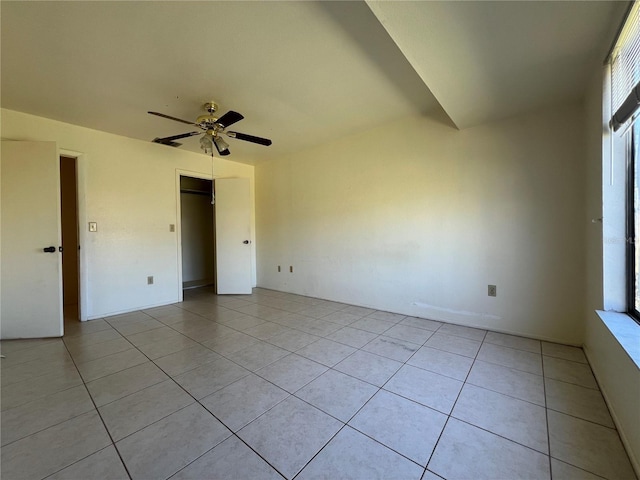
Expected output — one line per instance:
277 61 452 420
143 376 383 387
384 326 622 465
196 115 219 127
195 102 220 127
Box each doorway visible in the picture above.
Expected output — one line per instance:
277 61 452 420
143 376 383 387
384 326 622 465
60 156 80 322
180 176 215 291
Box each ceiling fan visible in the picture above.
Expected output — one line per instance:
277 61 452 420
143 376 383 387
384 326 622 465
148 102 272 156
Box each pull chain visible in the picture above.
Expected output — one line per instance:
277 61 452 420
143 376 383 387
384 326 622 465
211 154 215 205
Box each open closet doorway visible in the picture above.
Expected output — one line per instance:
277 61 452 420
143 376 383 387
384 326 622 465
180 176 215 291
60 156 80 322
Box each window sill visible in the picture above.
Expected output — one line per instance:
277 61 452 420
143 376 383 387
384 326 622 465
596 310 640 369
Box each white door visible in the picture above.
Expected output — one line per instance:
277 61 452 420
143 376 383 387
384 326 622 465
215 178 252 294
1 141 63 338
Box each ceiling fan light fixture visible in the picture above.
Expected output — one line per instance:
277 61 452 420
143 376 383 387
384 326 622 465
200 134 214 155
213 136 230 155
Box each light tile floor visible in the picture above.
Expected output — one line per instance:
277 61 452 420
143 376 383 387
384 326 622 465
1 287 637 480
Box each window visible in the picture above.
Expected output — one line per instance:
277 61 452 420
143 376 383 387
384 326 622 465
609 1 640 323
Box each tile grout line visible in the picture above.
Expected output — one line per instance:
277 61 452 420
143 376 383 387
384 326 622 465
542 347 554 479
103 316 294 479
159 297 431 477
284 319 446 474
98 327 233 471
144 298 395 395
325 323 450 477
288 423 350 480
543 379 635 479
41 444 120 480
420 328 487 476
58 336 134 480
0 383 90 447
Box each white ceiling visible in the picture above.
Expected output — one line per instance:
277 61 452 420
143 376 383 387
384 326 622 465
1 1 628 164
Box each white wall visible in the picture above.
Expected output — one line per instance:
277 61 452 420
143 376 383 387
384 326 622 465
256 103 586 344
1 108 255 319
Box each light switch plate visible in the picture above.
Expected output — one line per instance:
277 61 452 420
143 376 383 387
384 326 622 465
169 224 175 232
89 222 97 232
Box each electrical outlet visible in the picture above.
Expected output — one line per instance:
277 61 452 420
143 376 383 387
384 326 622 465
488 285 497 297
147 276 154 285
289 266 293 273
169 224 175 232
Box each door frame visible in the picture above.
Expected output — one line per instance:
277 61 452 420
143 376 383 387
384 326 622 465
59 148 88 321
175 169 216 302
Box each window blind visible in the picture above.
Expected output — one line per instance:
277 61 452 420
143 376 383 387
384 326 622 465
610 1 640 131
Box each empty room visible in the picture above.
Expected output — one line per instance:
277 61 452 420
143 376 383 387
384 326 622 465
1 1 639 479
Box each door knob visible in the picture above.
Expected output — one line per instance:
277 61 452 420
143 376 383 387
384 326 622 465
243 240 250 244
43 246 56 253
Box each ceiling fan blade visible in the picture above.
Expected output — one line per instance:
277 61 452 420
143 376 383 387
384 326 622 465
154 131 201 143
148 111 198 126
226 131 272 146
215 111 244 128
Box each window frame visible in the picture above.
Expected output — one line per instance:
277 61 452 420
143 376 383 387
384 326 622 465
626 120 640 324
